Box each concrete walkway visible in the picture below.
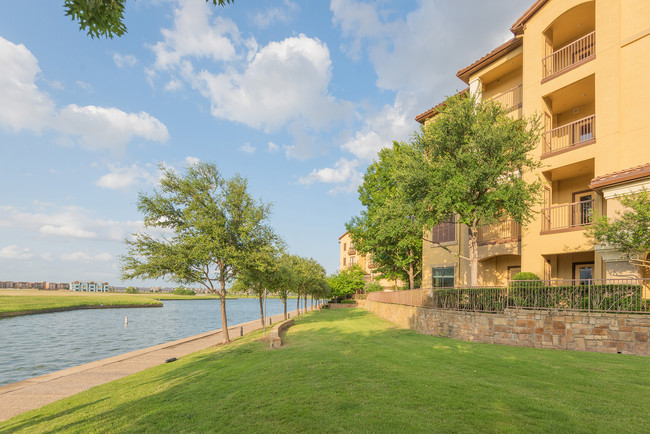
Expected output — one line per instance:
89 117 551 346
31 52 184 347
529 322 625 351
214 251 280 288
0 306 316 422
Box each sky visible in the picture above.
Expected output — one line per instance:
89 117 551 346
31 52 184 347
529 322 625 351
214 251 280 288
0 0 532 286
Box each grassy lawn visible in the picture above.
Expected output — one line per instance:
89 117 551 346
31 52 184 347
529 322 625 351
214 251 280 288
0 290 162 314
2 308 649 432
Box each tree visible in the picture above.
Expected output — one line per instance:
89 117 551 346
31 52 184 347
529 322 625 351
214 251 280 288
64 0 234 39
121 162 274 343
411 92 542 286
267 255 298 320
347 142 423 289
327 264 366 301
586 190 650 265
290 256 326 314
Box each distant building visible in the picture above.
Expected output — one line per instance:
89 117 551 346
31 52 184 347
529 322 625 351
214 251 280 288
69 281 110 292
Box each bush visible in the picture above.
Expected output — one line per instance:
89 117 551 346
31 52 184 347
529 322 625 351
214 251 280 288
173 287 196 296
340 299 357 304
363 281 383 293
125 287 139 294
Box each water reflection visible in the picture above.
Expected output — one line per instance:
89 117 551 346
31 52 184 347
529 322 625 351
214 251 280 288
0 298 289 386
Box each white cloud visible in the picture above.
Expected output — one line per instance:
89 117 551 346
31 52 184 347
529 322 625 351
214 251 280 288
164 78 184 91
0 245 33 260
0 35 169 151
56 105 169 150
75 80 92 91
149 0 239 71
267 141 279 153
113 52 137 68
60 251 113 263
0 204 144 242
40 252 54 261
95 164 157 190
299 158 361 187
251 0 299 29
185 156 200 165
240 142 256 154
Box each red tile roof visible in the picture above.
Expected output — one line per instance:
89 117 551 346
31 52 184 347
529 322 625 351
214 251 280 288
414 88 469 124
510 0 549 35
456 37 522 84
589 164 650 192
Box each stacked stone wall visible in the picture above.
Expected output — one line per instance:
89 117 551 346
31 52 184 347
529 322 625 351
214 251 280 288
358 299 650 356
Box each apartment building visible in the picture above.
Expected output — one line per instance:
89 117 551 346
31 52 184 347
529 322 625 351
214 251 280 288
338 231 403 289
418 0 650 289
69 281 111 292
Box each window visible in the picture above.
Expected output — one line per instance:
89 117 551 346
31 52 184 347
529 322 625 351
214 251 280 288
350 257 356 265
432 215 456 243
343 243 346 251
343 258 346 266
574 263 593 285
432 266 455 288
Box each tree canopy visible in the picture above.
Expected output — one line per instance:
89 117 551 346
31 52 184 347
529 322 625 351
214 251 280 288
327 264 366 301
410 92 542 286
64 0 234 38
586 190 650 263
347 142 423 289
121 161 275 343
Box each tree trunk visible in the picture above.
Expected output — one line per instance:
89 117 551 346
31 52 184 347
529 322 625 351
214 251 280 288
219 277 230 343
258 294 265 328
304 294 308 312
468 222 479 287
408 253 415 289
296 291 300 315
282 297 287 320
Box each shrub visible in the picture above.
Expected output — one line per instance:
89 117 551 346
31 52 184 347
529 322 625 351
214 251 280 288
340 299 357 304
173 287 196 296
125 287 139 294
363 281 383 293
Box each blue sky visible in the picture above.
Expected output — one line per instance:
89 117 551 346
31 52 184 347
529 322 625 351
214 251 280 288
0 0 531 286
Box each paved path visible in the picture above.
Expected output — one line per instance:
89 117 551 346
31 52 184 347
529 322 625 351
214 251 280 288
0 306 316 422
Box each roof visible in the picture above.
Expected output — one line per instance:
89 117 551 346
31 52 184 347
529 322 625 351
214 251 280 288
510 0 549 35
456 37 522 84
338 230 350 241
414 88 469 124
589 164 650 192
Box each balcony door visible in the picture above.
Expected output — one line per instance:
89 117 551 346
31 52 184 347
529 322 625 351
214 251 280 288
573 263 593 285
572 191 594 226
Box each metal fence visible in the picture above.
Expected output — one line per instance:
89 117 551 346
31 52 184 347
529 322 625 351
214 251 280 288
366 279 650 314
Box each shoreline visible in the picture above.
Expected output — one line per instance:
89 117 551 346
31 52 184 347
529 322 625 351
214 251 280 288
0 303 162 319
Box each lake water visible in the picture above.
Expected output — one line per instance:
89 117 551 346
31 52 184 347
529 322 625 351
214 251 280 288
0 298 294 386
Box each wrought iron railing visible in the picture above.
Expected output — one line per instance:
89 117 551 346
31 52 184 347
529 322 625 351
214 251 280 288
489 84 522 113
542 115 595 156
365 279 650 314
541 198 595 232
478 220 521 245
348 248 356 255
542 31 595 78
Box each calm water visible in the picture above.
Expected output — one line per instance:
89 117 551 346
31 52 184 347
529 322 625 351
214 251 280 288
0 298 291 386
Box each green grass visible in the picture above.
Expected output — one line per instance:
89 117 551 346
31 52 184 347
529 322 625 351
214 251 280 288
0 290 162 314
2 309 649 432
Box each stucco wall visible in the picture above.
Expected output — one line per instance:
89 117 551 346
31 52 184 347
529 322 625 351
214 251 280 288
359 299 650 356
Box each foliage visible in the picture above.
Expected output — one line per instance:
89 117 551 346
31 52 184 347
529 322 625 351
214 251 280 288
363 281 383 293
410 92 542 285
120 162 275 343
124 286 138 294
586 190 650 261
428 287 507 312
173 287 196 296
327 264 366 301
64 0 234 38
339 299 357 304
508 284 644 312
5 310 650 433
0 292 161 314
347 142 423 289
511 272 541 281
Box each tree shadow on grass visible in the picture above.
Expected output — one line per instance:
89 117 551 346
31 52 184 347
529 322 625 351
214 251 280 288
0 398 109 433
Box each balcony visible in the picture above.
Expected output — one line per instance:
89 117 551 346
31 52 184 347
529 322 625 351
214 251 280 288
478 220 521 245
489 84 522 113
348 248 356 255
542 115 595 157
542 31 595 81
541 198 595 233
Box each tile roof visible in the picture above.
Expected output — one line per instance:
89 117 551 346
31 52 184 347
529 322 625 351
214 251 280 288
414 88 469 124
510 0 549 35
589 164 650 192
456 37 522 84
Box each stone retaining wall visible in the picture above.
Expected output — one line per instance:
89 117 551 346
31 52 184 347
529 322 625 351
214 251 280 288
328 303 358 309
359 299 650 356
270 319 295 349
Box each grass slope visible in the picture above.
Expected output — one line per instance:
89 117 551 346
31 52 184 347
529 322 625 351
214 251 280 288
2 308 649 432
0 290 162 314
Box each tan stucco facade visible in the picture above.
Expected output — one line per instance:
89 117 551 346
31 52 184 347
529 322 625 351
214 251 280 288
419 0 650 289
338 231 403 289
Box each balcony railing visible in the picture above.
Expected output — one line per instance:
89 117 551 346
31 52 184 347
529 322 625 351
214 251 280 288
542 31 595 79
541 198 595 233
348 248 356 255
542 114 595 157
489 84 522 113
478 220 521 245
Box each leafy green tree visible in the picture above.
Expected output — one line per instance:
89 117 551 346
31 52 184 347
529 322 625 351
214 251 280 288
348 142 423 289
411 93 542 286
363 281 383 293
289 256 326 314
124 286 138 294
121 162 274 343
267 255 298 319
64 0 234 38
327 264 366 301
586 190 650 264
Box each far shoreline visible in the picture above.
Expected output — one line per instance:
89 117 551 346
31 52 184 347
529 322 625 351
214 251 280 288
0 304 162 319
